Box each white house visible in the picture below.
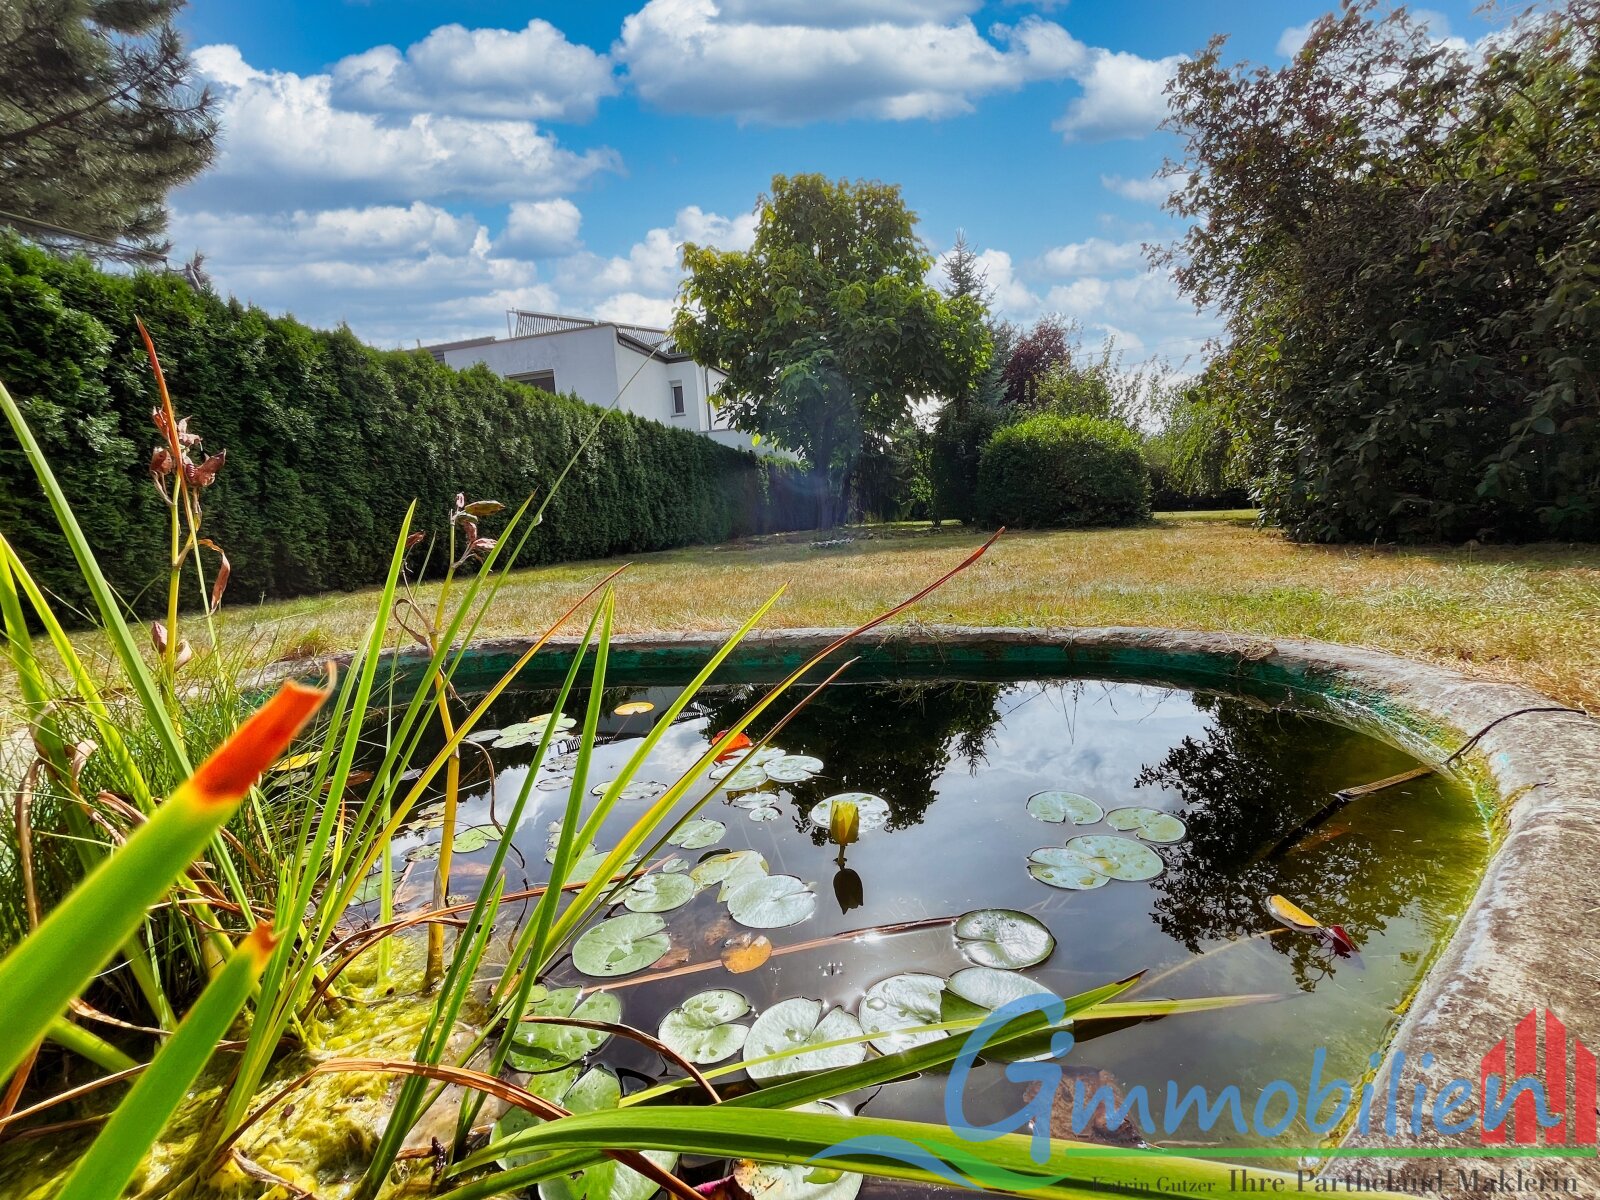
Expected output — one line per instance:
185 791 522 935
424 310 761 453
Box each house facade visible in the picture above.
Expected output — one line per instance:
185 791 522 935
425 310 760 453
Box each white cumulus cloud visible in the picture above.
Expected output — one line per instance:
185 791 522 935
330 20 617 122
498 199 584 256
1101 172 1184 204
716 0 982 26
616 1 1087 123
1053 48 1181 141
555 204 760 325
167 203 564 347
185 44 618 210
1039 236 1147 276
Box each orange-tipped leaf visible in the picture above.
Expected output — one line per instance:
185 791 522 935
0 678 330 1080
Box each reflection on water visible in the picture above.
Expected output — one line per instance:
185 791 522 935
1135 693 1465 990
377 674 1487 1159
697 680 1004 839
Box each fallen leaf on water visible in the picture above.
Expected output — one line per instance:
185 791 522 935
1326 924 1359 957
721 933 773 974
714 731 752 760
1267 894 1360 957
1266 894 1321 931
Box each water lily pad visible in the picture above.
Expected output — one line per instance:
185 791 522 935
718 763 771 792
668 819 725 849
858 973 946 1053
536 776 573 792
944 965 1057 1015
1026 846 1112 890
529 712 577 733
571 850 625 883
953 909 1056 970
765 754 824 784
733 1103 863 1200
735 1152 863 1200
1065 834 1165 882
1026 791 1104 826
660 856 687 873
464 728 503 744
743 997 866 1083
590 780 664 801
537 1068 678 1200
507 987 622 1071
493 723 543 749
572 912 671 978
1105 806 1187 844
550 752 580 771
726 874 816 929
746 804 782 822
614 701 655 716
547 839 596 865
658 989 751 1064
405 841 440 863
494 1064 589 1167
349 872 385 905
808 794 889 833
451 824 497 854
690 850 767 896
621 872 696 914
492 1092 560 1171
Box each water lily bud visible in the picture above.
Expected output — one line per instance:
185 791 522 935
829 799 859 847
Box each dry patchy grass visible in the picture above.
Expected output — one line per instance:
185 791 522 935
218 512 1600 712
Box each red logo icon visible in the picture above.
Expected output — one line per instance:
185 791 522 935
1479 1009 1596 1146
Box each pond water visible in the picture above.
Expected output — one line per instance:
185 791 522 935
372 673 1489 1179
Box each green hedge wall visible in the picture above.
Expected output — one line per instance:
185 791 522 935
0 239 813 615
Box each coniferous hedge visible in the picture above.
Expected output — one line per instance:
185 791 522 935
0 239 812 615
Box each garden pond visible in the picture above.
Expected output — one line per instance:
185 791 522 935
367 671 1489 1189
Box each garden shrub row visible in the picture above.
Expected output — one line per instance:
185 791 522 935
974 414 1151 529
0 239 813 616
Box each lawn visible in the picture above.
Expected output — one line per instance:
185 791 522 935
228 511 1600 713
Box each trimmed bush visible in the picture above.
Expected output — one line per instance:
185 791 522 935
974 414 1151 529
0 239 812 616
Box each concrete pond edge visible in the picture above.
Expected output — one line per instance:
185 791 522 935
268 625 1600 1192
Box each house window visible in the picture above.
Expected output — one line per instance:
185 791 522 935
509 369 556 393
670 381 686 416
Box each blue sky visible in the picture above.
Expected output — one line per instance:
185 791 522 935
168 0 1502 364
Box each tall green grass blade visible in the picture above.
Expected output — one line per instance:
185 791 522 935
45 1016 139 1074
0 678 326 1081
55 926 276 1200
440 1107 1319 1200
0 379 186 773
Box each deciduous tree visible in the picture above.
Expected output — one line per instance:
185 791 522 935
673 174 989 526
